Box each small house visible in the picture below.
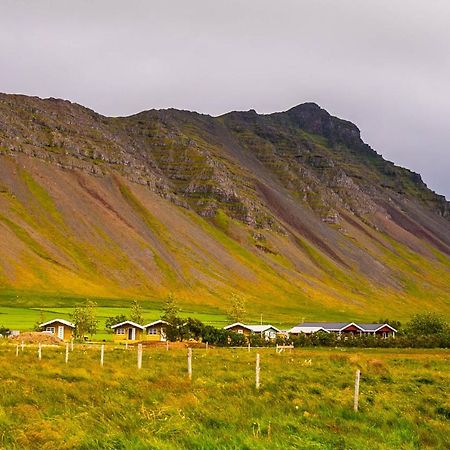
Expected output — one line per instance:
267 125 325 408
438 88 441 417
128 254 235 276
40 319 75 341
291 322 364 335
111 321 145 342
358 323 397 337
289 322 396 337
143 320 168 341
224 323 281 340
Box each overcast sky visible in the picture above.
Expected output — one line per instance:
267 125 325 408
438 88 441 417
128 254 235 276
0 0 449 198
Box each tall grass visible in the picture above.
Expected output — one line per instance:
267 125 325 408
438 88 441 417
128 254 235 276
0 344 448 449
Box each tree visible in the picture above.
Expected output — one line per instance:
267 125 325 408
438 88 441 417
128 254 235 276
378 318 402 330
0 325 10 337
130 300 144 325
227 293 246 323
164 317 190 342
105 314 127 332
405 313 448 336
161 293 180 324
71 300 99 339
185 318 205 341
33 309 46 332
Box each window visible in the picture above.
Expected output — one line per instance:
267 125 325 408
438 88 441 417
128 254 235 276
148 328 158 335
46 327 55 334
116 328 125 335
237 329 243 334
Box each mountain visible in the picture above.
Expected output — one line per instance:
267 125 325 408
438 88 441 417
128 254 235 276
0 93 449 321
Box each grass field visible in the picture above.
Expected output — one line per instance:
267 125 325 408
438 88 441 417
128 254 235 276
0 289 232 340
0 306 229 341
0 344 448 449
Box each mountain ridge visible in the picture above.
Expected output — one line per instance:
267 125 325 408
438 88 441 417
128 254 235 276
0 93 449 321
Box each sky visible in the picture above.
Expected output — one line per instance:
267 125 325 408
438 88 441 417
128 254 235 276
0 0 449 198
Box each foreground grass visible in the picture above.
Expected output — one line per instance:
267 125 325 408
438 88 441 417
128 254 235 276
0 345 449 449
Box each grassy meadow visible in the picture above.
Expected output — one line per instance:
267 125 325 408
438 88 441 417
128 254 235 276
0 343 448 449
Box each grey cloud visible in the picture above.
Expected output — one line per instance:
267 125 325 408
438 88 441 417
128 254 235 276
0 0 449 197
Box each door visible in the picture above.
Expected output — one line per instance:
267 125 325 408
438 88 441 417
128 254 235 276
128 328 136 340
57 326 64 340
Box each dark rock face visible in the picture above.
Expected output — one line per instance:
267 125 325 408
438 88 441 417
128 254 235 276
285 103 364 150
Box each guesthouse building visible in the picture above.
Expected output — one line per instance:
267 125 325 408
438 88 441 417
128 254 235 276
143 320 168 341
111 321 145 342
289 322 397 337
224 322 281 340
40 319 75 341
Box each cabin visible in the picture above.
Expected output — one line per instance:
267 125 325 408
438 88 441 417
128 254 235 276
40 319 74 341
224 323 281 340
358 323 397 337
289 322 396 337
111 321 145 342
143 320 168 341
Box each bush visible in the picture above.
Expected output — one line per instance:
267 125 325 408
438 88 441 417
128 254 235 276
0 325 10 337
105 314 127 332
404 313 448 337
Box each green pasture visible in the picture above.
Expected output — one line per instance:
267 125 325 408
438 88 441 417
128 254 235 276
0 344 448 449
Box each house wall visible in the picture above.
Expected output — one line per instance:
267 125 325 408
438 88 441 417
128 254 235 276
374 326 395 336
113 326 144 342
340 325 360 333
144 324 166 341
263 329 278 340
227 325 251 336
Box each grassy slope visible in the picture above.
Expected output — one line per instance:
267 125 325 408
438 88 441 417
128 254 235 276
0 153 449 329
0 344 448 449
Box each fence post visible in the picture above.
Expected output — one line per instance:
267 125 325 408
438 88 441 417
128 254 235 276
21 340 24 352
354 369 361 412
71 338 74 352
38 342 42 360
125 341 128 350
187 348 192 380
206 341 208 352
137 344 143 369
100 344 104 367
65 343 69 364
166 341 169 351
255 353 260 390
16 344 19 357
248 342 251 352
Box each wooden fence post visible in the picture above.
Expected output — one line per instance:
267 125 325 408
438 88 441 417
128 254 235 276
125 341 128 350
137 344 143 369
205 341 208 352
16 344 19 357
100 344 104 367
65 343 69 364
187 348 192 380
248 342 251 352
71 338 74 352
166 341 169 351
21 340 24 352
38 342 42 360
354 369 361 412
255 353 260 390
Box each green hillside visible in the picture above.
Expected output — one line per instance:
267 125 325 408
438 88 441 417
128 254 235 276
0 94 449 327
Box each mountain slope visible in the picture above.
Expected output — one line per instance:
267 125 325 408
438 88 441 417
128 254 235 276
0 93 449 321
